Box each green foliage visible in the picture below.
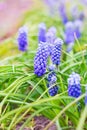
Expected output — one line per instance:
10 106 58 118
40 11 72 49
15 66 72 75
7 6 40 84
0 6 87 130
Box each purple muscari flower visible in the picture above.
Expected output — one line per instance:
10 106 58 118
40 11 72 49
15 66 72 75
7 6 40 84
85 86 87 105
17 26 28 51
74 20 82 39
58 3 68 24
71 5 84 21
51 38 63 65
68 72 81 98
34 43 49 77
46 26 57 55
46 26 57 44
38 23 46 43
47 65 58 96
48 84 58 96
47 72 57 84
64 21 75 44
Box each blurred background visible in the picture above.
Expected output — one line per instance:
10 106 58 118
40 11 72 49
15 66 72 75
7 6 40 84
0 0 87 58
0 0 87 40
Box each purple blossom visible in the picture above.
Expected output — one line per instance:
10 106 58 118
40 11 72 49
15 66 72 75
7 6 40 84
48 84 58 96
46 26 57 44
47 72 57 84
74 20 82 39
68 72 81 98
58 3 68 24
64 21 75 44
47 65 58 96
51 38 63 65
38 23 46 43
71 5 84 21
34 43 49 76
17 26 28 52
46 26 57 55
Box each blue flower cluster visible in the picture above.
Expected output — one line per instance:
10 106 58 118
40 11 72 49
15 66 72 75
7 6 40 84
46 26 57 55
34 23 63 96
65 20 82 45
58 2 84 52
71 5 84 21
47 65 58 96
46 26 57 44
74 20 82 39
65 22 75 44
38 23 46 43
51 38 63 65
17 26 28 52
64 20 82 52
58 3 68 24
34 43 49 76
68 72 81 98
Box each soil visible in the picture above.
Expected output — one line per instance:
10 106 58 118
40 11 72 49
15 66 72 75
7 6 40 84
16 115 57 130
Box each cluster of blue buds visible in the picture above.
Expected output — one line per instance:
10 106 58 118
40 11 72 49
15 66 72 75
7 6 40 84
51 38 63 65
47 65 58 96
38 23 46 44
34 43 49 76
64 20 82 52
35 23 63 97
17 26 28 52
68 72 81 98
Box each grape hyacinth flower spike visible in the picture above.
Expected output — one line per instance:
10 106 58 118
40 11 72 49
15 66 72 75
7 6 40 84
68 72 81 98
34 43 49 77
64 21 75 52
38 23 46 44
65 21 75 44
74 20 82 39
46 26 57 44
17 26 28 51
47 65 58 96
51 38 63 65
58 2 68 24
46 26 57 55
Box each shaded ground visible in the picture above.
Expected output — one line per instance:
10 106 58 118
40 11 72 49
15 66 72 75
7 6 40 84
16 116 57 130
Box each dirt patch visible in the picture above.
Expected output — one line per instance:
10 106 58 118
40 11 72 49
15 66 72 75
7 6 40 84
16 115 57 130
